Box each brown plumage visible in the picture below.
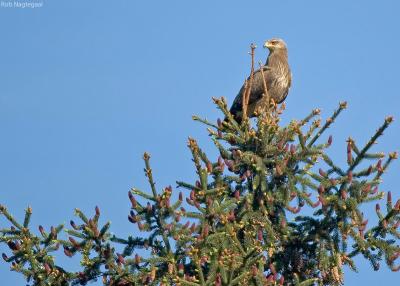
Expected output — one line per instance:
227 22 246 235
229 38 291 123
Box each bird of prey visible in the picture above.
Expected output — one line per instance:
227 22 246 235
229 38 291 123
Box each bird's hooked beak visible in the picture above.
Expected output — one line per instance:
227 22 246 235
263 40 273 50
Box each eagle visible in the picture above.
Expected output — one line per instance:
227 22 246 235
229 38 291 123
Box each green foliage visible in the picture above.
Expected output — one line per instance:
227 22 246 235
1 97 399 286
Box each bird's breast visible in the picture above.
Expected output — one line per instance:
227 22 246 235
271 65 291 89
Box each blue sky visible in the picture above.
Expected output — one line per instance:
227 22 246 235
0 0 399 284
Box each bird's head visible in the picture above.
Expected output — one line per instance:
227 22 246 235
263 38 287 52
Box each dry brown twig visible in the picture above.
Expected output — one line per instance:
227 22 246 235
259 61 269 102
258 61 282 125
242 44 256 122
258 61 271 122
241 79 249 120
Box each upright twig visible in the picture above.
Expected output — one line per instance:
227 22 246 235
242 44 256 121
241 80 249 120
143 152 157 198
259 61 269 102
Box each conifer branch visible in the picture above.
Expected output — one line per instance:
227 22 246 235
348 116 394 172
307 102 347 147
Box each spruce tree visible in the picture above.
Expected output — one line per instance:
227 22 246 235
1 46 399 286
